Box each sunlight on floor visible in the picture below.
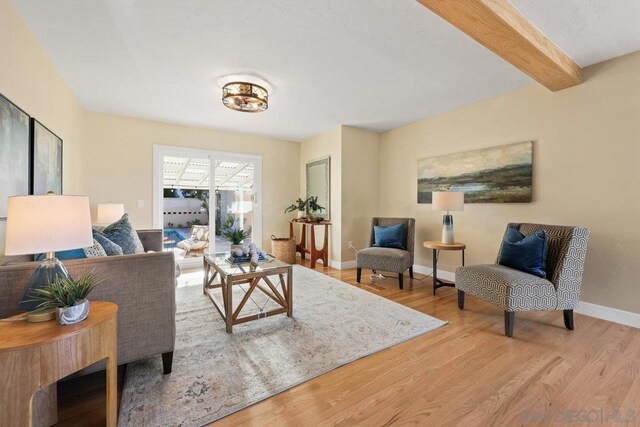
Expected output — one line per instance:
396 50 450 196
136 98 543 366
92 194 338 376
177 268 205 288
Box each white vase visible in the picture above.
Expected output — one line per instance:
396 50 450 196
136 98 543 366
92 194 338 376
56 299 90 325
297 211 305 219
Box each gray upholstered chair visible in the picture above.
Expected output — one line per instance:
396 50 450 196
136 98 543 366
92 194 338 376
356 218 415 289
456 223 590 337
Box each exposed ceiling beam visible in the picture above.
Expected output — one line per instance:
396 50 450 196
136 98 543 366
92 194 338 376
416 0 582 91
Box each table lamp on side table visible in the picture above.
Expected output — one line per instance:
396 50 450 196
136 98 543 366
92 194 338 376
4 195 93 322
432 191 464 244
96 203 124 225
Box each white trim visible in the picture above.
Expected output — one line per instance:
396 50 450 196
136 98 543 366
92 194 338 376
413 264 456 282
576 301 640 329
328 259 357 270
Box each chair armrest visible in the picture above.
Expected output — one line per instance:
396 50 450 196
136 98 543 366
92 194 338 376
137 229 164 252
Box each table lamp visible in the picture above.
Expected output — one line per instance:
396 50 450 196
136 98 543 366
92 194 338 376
5 195 93 321
432 191 464 244
97 203 125 225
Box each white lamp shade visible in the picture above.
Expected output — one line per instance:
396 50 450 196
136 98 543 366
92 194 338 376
432 191 464 211
97 203 125 224
5 195 93 255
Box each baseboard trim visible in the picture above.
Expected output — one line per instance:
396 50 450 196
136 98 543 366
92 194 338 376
575 301 640 329
413 264 456 282
328 260 356 270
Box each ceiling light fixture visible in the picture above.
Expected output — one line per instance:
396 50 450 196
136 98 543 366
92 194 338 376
222 81 268 113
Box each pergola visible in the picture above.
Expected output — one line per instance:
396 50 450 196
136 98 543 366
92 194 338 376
163 157 254 191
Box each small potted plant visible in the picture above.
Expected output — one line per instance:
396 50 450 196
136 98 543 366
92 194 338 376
284 198 308 219
307 196 325 220
28 273 101 325
222 226 252 250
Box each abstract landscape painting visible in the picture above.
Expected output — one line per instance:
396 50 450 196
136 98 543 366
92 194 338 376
418 141 533 203
0 94 30 219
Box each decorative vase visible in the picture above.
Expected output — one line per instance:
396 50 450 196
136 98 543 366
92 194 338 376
56 299 90 325
297 211 305 219
230 244 245 252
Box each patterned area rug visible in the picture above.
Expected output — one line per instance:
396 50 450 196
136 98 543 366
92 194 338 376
118 265 446 426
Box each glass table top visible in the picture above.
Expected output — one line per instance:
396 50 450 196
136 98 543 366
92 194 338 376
204 252 291 276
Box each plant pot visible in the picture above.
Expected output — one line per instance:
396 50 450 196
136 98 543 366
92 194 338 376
297 211 305 219
56 299 90 325
230 244 245 252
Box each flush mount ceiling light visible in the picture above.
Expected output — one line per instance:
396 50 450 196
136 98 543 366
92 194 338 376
222 81 268 113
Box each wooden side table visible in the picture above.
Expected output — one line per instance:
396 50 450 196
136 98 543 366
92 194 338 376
0 301 118 427
423 241 466 295
290 220 331 268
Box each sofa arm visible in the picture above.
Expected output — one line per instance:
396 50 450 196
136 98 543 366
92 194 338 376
137 229 164 252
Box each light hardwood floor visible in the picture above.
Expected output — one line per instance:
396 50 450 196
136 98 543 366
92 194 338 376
56 261 640 426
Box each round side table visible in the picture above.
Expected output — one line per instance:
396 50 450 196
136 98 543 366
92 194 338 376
423 240 466 295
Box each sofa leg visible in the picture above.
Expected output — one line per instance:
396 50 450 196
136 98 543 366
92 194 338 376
563 309 575 330
457 290 465 309
162 351 174 375
504 311 515 337
356 268 362 283
409 266 414 279
398 273 403 290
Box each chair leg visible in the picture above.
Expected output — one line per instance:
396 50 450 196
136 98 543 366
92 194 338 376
162 351 174 375
398 273 403 290
409 266 414 279
504 311 515 337
563 309 575 330
457 290 465 309
356 268 362 283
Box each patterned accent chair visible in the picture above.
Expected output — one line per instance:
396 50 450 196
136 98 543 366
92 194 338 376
456 223 590 337
356 218 415 289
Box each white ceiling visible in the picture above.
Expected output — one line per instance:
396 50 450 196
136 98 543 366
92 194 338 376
11 0 640 142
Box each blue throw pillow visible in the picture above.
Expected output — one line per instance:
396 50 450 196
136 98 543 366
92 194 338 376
101 213 144 255
498 227 549 278
34 248 87 261
92 229 124 256
373 223 405 249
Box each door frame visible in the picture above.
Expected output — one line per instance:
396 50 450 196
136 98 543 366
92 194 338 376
152 144 263 254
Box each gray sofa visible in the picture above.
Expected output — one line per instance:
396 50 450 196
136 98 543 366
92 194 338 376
0 229 176 374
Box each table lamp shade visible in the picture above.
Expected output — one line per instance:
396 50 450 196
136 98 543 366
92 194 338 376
97 203 125 224
432 191 464 211
5 195 93 256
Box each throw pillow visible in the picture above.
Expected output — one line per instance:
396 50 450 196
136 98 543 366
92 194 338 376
92 229 124 256
101 213 144 255
373 223 405 249
83 239 108 258
34 248 86 261
498 226 549 278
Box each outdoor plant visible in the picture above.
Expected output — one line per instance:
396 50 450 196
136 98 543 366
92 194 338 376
307 196 325 213
284 198 308 213
222 226 252 245
28 273 101 310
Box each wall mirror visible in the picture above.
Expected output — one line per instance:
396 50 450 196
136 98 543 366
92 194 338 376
306 157 330 220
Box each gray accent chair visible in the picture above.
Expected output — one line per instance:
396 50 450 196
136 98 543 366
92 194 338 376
456 223 590 337
0 229 176 374
356 218 415 289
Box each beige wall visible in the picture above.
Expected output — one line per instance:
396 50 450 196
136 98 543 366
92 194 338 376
341 126 380 262
0 0 84 254
81 111 300 250
379 51 640 313
300 126 342 263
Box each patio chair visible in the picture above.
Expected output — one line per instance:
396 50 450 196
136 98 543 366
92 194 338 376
177 225 210 256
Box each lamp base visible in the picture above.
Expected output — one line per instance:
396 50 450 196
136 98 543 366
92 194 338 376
19 257 70 312
26 308 56 323
441 214 455 244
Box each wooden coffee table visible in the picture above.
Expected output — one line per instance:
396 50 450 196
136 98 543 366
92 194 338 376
203 253 293 333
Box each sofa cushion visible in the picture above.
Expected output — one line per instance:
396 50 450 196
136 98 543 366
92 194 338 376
498 227 548 278
102 214 144 255
356 247 412 273
456 264 557 311
373 223 405 249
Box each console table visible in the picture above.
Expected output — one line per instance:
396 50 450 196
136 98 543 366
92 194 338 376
290 220 331 268
423 240 466 295
0 301 118 427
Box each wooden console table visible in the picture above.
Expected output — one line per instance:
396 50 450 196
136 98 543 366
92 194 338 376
0 301 118 427
290 220 331 268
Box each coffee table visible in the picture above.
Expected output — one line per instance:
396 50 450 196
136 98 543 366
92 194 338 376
203 253 293 333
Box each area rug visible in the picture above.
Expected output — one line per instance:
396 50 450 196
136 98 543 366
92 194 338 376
118 265 446 426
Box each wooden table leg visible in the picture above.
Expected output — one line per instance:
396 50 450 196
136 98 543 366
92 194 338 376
0 348 40 427
291 222 306 259
225 275 233 333
432 249 438 295
322 223 329 266
286 266 293 317
310 225 317 268
105 317 118 427
203 257 209 295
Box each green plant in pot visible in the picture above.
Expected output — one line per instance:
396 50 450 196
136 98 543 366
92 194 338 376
284 198 309 219
222 226 252 250
28 273 101 325
307 196 325 220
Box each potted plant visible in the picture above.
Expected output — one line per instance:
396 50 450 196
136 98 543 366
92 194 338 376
222 226 252 250
307 196 325 219
284 198 308 219
28 273 101 325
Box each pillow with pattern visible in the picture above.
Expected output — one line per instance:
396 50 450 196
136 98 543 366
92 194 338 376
101 214 144 255
83 239 108 258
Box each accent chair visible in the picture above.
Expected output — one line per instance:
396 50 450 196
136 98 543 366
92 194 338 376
356 217 415 289
456 223 590 337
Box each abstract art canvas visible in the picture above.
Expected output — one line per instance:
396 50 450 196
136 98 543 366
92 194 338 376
31 118 63 195
0 94 31 219
417 141 533 203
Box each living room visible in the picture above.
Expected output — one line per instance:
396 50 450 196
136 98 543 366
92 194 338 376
1 0 639 426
